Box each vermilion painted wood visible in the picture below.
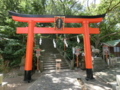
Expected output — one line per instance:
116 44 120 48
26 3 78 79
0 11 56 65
82 21 93 69
12 16 103 23
25 20 35 70
16 27 99 34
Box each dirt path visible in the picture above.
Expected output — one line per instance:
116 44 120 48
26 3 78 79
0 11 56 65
3 68 41 90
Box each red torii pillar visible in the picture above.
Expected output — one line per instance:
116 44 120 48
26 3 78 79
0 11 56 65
9 11 105 82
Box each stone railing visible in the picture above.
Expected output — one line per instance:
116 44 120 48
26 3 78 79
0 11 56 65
92 57 107 72
109 57 118 67
57 48 71 69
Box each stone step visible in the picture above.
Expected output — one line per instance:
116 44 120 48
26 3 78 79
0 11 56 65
40 38 70 71
43 63 68 65
44 60 66 63
44 67 69 70
43 63 68 67
43 60 56 63
43 64 69 67
41 56 64 59
42 59 69 70
42 60 65 61
43 63 68 66
43 67 69 70
43 62 68 65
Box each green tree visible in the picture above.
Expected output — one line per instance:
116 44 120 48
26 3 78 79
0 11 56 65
84 0 120 48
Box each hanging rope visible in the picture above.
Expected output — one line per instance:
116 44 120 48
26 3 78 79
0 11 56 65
38 34 81 48
39 34 81 41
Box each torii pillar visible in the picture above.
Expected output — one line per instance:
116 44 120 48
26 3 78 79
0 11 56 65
9 11 105 82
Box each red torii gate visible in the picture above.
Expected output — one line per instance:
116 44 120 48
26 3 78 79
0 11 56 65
9 11 105 82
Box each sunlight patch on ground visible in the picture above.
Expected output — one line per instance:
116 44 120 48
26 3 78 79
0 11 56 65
87 83 112 90
44 73 81 89
62 88 72 90
65 77 80 86
93 85 105 89
7 83 21 88
52 77 61 83
100 72 108 76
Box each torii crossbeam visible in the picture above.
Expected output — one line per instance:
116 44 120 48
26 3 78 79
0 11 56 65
9 11 105 82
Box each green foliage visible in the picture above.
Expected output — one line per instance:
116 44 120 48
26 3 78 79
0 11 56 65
0 58 4 72
85 0 120 48
0 38 26 66
0 17 26 67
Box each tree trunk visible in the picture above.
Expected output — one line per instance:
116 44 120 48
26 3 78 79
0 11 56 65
95 39 100 49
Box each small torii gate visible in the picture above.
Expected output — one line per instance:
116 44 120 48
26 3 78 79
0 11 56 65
9 11 105 82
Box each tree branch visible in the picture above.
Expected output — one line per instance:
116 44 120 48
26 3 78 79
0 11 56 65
51 0 58 14
70 2 77 9
87 0 91 11
100 31 120 40
91 35 96 41
106 0 113 13
59 0 66 15
106 1 120 13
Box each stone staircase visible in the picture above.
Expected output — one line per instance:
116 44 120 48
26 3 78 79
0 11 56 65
40 37 69 71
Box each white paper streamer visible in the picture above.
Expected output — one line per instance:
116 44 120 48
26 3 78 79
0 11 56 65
77 36 80 43
64 39 68 47
39 38 42 45
53 39 56 48
82 52 85 56
72 47 75 54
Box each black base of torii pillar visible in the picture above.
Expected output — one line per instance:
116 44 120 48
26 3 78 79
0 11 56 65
24 71 31 83
86 69 94 80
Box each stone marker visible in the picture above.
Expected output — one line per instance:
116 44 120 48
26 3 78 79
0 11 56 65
116 75 120 86
110 82 117 90
56 59 61 72
0 82 7 90
116 86 120 90
0 74 3 84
